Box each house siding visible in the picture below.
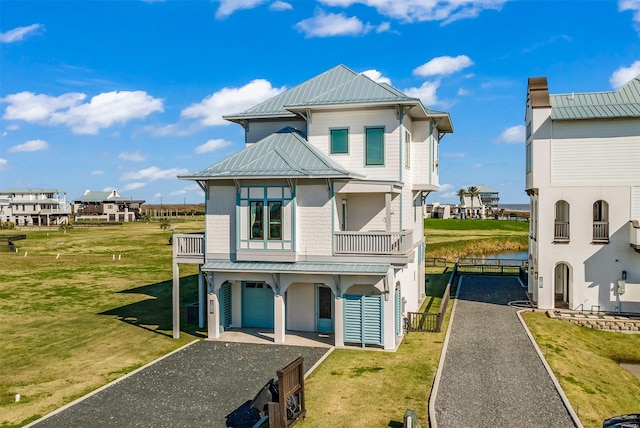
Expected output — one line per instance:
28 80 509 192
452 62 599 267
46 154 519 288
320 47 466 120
296 182 333 257
205 184 236 259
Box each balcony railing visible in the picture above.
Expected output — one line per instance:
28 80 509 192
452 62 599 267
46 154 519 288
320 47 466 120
554 221 570 241
334 230 413 255
592 221 609 242
174 233 205 261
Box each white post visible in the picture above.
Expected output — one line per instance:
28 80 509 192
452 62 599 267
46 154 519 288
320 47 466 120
334 295 344 347
208 292 220 339
383 291 395 350
172 261 180 339
274 294 286 343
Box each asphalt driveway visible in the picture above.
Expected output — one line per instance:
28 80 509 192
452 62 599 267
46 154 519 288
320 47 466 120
32 341 329 428
432 275 578 428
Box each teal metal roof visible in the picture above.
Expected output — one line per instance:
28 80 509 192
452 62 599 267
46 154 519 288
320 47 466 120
180 127 360 180
551 76 640 120
202 260 391 275
223 65 453 132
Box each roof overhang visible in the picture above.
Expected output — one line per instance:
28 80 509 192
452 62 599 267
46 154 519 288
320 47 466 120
334 180 403 194
202 260 391 275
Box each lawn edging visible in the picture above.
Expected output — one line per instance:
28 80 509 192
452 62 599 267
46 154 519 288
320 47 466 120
23 340 200 428
427 273 462 428
516 310 584 428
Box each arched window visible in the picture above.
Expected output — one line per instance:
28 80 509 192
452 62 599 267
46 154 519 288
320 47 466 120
554 200 570 242
592 200 609 242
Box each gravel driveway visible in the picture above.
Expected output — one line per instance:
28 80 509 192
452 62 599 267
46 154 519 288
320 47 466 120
32 341 329 428
433 275 578 428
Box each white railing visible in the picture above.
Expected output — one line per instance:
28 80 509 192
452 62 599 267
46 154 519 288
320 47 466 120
554 221 570 241
592 221 609 241
174 233 205 259
334 230 413 255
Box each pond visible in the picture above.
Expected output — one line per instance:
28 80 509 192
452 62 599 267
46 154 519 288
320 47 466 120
483 251 528 260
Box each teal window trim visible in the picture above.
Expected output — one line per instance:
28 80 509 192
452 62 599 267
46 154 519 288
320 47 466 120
330 127 349 154
239 186 294 250
365 126 385 166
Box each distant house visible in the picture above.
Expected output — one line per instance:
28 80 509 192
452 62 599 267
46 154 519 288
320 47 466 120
73 190 145 222
477 185 499 210
171 64 454 350
525 75 640 313
0 188 71 226
459 194 485 219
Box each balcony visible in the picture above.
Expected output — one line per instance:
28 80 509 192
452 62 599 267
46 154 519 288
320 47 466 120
334 230 413 255
592 221 609 243
173 233 205 263
554 221 570 242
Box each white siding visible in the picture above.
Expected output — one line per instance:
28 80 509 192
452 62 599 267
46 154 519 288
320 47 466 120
296 182 333 257
205 184 236 258
286 283 315 331
632 187 640 220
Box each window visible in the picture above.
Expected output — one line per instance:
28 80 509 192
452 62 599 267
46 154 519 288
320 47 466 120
526 142 532 173
404 130 411 168
365 127 384 166
250 201 264 240
554 200 570 241
330 128 348 154
268 201 282 240
592 200 609 242
526 121 532 140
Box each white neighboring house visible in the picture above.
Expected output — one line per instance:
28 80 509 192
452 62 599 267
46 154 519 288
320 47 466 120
172 65 453 350
459 194 485 219
73 189 145 222
0 188 70 226
526 76 640 313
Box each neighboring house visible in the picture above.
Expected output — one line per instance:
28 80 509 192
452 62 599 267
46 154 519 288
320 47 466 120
477 185 500 210
460 194 485 219
0 188 71 226
172 65 453 350
525 76 640 314
73 189 144 222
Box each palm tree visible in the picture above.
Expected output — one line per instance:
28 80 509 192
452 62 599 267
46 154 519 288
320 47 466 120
467 186 479 218
456 188 467 205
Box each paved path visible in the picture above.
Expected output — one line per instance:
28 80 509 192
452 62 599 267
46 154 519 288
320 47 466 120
33 341 329 428
433 276 577 428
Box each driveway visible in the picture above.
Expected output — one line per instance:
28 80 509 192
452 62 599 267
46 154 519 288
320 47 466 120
32 341 329 428
432 275 578 428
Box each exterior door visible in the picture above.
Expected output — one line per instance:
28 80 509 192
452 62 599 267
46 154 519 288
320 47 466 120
242 282 274 328
316 285 334 333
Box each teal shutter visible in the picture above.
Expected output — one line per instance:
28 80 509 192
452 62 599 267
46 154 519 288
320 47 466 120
220 283 232 328
343 295 362 344
343 295 383 347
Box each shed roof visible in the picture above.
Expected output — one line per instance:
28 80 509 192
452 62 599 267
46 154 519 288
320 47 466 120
550 75 640 120
202 260 390 275
179 126 360 180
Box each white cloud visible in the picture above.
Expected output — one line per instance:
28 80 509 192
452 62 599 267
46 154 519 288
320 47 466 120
0 158 7 169
169 190 187 196
404 80 440 106
91 170 104 175
5 124 19 131
0 24 43 43
497 125 525 144
619 0 640 27
317 0 506 24
195 139 233 154
457 88 471 96
376 22 391 33
362 69 392 85
414 55 473 77
122 182 147 191
610 61 640 89
216 0 268 19
2 91 163 134
120 166 189 181
182 79 285 126
295 10 373 37
270 1 293 11
8 139 48 153
439 183 453 192
118 151 147 161
472 163 484 169
153 192 163 199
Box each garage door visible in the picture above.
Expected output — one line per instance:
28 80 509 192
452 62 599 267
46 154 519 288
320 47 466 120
242 282 274 328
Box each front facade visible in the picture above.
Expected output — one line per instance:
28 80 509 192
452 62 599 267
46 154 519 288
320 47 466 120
526 76 640 313
73 189 144 222
172 65 453 349
0 188 70 226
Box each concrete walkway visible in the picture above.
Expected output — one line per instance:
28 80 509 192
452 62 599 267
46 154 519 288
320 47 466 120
31 341 329 428
432 276 579 428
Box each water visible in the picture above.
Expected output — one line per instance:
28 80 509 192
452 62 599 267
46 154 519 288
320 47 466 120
499 204 530 212
485 251 528 260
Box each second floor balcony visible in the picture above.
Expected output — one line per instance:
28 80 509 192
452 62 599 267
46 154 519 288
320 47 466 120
554 221 570 242
334 229 413 255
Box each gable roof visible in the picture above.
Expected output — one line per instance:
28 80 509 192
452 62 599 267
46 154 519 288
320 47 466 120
550 75 640 120
223 64 453 132
179 127 361 180
74 190 143 203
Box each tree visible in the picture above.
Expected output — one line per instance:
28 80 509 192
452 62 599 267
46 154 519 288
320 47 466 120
467 186 479 218
456 188 467 205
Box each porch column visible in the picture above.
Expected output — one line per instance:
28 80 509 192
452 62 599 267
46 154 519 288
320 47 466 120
198 268 205 329
334 295 344 347
385 192 392 232
172 261 180 339
274 294 286 343
382 291 395 350
208 291 221 339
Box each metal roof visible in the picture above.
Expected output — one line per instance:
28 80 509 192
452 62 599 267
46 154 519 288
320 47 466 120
550 76 640 120
223 64 453 131
179 127 360 180
202 260 391 275
74 191 142 203
0 188 66 194
477 185 498 193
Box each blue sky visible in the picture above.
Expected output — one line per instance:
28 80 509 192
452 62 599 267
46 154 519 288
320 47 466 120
1 0 639 205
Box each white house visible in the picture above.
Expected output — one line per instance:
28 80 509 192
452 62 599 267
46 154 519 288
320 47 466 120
172 65 453 349
525 76 640 314
0 188 70 226
73 189 144 222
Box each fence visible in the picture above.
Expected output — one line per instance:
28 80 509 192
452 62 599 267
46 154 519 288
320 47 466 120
425 257 447 267
407 263 456 333
456 264 521 276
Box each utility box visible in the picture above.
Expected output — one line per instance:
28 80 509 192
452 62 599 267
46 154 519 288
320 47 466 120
403 409 421 428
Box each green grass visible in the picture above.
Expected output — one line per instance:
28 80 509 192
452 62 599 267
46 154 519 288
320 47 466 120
0 220 205 428
522 312 640 428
